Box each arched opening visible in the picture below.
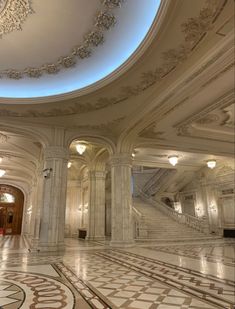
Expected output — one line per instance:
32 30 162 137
0 185 24 235
65 137 111 241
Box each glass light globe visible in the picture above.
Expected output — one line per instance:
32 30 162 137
168 156 178 166
76 144 86 155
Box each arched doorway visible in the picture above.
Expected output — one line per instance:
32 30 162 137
0 185 24 235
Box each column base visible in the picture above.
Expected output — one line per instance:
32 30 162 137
86 236 106 241
109 240 135 248
33 242 65 252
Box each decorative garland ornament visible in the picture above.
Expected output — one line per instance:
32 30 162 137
0 0 124 79
0 0 33 38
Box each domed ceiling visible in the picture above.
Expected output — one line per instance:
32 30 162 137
0 0 160 100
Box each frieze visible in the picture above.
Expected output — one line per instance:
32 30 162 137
0 0 121 79
73 117 125 132
44 146 69 160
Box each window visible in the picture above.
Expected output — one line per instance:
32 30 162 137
0 193 15 203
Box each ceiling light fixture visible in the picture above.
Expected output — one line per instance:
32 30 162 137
207 160 216 169
67 161 72 168
76 144 86 155
168 156 178 166
0 169 6 177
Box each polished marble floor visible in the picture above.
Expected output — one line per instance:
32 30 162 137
0 236 234 308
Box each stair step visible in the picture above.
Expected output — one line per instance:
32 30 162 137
133 198 214 241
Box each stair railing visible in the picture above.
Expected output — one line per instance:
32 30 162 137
136 188 209 234
132 205 149 238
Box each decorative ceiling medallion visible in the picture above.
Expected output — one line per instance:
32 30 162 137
0 0 33 38
0 0 123 80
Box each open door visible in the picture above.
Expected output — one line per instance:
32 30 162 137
0 185 24 235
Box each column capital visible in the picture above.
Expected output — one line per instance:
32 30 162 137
110 153 132 167
89 170 106 180
67 180 81 188
44 146 69 160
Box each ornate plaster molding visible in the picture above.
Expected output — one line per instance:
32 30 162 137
110 153 132 166
0 0 33 38
175 90 235 142
72 117 125 133
0 0 123 79
44 146 69 160
139 124 165 139
0 0 226 117
0 132 8 143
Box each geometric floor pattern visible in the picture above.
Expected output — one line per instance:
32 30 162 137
147 243 235 267
0 236 234 309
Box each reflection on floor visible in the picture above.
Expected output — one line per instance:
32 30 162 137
0 236 234 308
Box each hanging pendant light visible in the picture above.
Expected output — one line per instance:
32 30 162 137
207 160 216 169
76 144 86 155
168 155 178 166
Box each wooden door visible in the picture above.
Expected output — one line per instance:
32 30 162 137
0 185 24 235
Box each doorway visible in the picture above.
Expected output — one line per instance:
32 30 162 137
0 185 24 235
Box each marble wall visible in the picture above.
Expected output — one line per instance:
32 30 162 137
178 165 235 235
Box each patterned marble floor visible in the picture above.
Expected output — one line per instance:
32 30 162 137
0 236 234 308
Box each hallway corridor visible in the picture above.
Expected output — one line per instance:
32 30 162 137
0 236 234 308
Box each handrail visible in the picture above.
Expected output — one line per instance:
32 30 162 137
132 206 143 220
136 188 209 234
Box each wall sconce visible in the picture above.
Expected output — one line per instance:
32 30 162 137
209 204 216 212
207 160 216 169
0 157 3 163
43 168 52 179
76 144 86 155
0 169 6 177
168 156 178 166
174 202 182 213
67 161 72 168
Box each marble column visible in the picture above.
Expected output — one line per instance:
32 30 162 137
36 146 69 251
86 171 106 240
110 154 134 247
65 180 81 237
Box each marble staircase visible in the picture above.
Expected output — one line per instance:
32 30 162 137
133 198 220 242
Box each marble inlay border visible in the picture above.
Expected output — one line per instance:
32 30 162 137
96 250 234 308
111 249 235 286
0 269 75 308
55 262 110 309
147 243 235 267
